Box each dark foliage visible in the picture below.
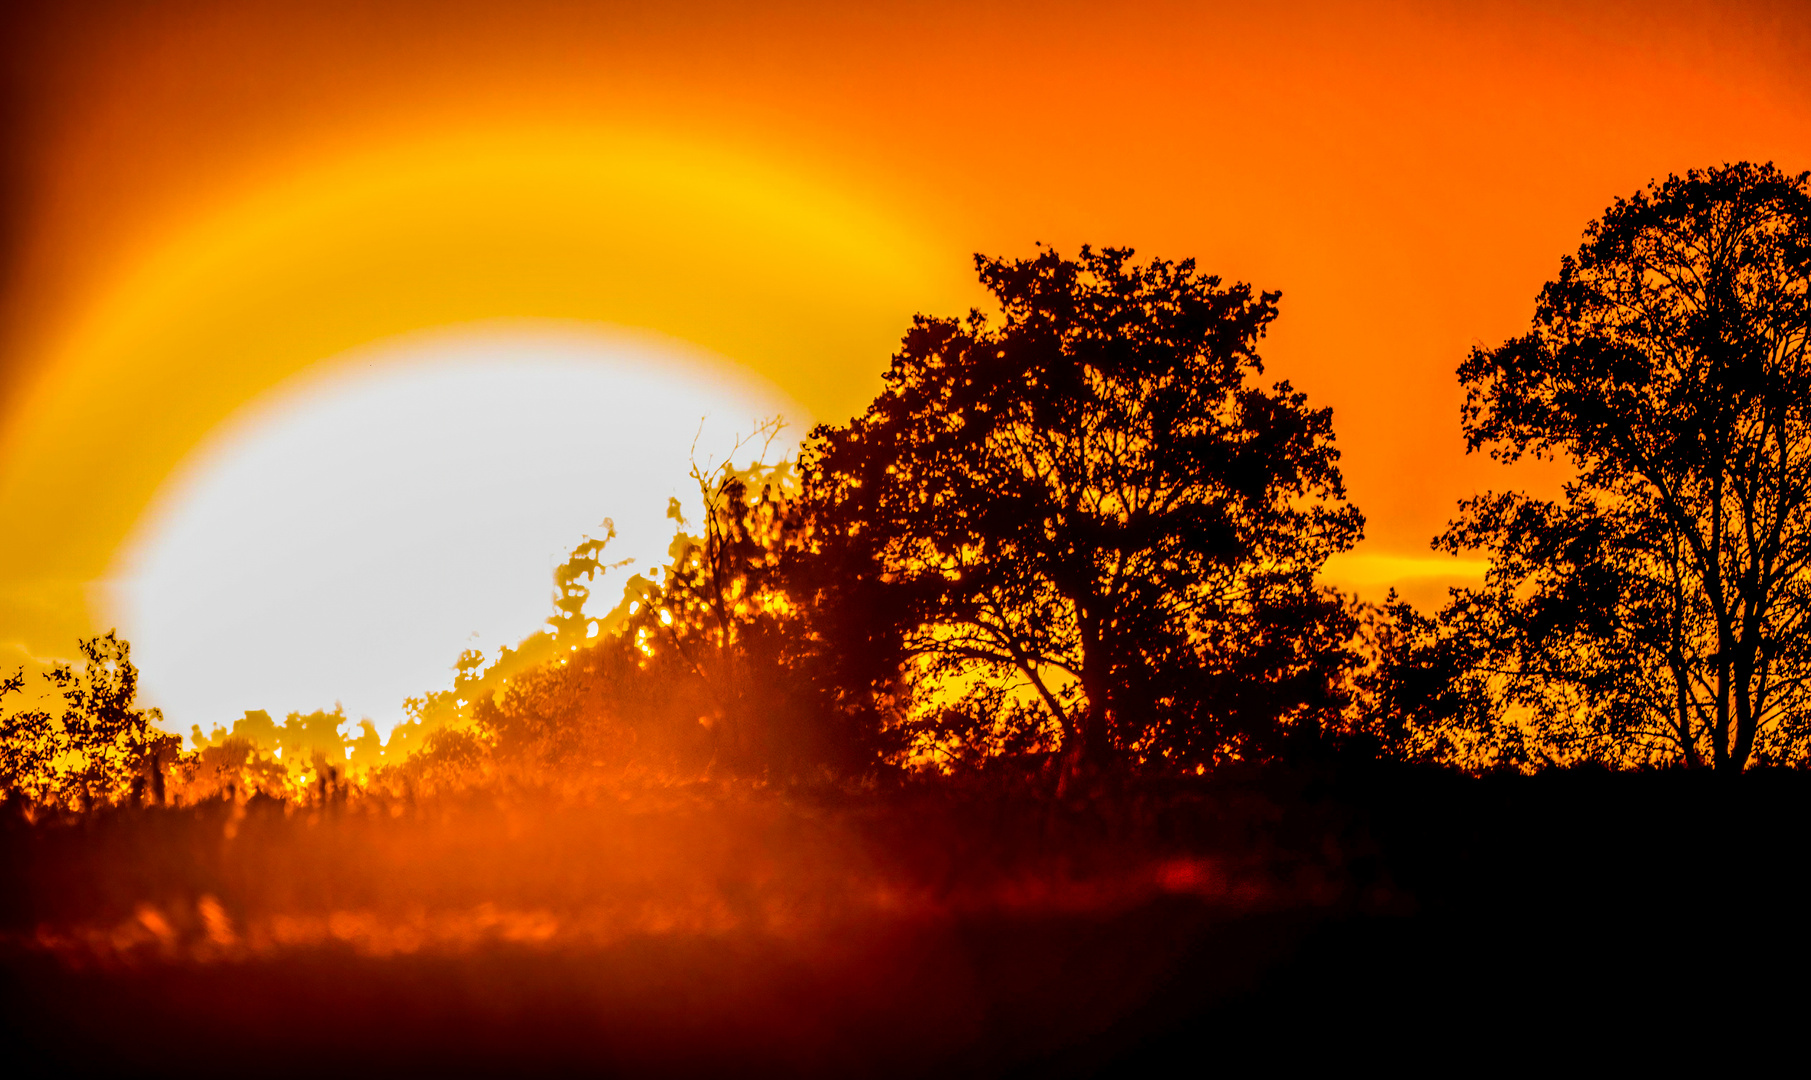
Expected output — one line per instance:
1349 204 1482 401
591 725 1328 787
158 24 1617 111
472 451 906 783
1386 162 1811 770
1 633 178 809
805 246 1364 772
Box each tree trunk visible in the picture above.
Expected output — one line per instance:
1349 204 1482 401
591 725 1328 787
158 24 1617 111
1671 660 1702 769
1729 671 1757 772
1073 610 1114 771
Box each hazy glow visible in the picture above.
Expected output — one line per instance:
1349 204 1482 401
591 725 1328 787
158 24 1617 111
109 324 803 735
1321 552 1488 589
0 126 957 665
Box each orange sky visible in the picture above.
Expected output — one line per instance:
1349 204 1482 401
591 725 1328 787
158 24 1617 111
1 0 1808 660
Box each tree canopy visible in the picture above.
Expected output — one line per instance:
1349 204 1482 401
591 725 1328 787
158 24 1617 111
0 631 178 808
805 246 1363 770
1401 162 1811 770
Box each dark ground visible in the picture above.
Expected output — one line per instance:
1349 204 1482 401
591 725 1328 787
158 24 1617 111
2 765 1807 1075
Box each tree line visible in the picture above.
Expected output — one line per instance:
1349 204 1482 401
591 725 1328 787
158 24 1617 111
4 161 1808 808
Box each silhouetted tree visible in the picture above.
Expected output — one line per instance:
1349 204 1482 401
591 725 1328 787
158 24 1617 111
1357 594 1507 768
610 433 902 777
276 707 352 786
1412 163 1811 770
0 666 57 805
806 247 1364 771
0 632 183 807
466 428 903 784
549 519 632 648
59 632 179 804
644 431 797 758
172 717 290 803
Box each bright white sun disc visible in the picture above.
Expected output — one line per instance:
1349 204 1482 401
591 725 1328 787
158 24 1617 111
107 322 806 738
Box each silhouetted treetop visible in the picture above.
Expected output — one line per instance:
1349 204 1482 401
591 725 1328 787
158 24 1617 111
1408 162 1811 770
807 246 1363 771
0 632 178 808
1459 161 1811 472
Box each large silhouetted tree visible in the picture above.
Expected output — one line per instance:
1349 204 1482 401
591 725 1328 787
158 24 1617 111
1412 163 1811 770
806 246 1363 771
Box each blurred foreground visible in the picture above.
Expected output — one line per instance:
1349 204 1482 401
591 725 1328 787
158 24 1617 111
4 766 1808 1074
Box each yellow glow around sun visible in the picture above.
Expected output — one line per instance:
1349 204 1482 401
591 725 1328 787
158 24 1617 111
0 126 970 670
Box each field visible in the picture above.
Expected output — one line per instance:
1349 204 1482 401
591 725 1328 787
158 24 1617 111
4 766 1807 1074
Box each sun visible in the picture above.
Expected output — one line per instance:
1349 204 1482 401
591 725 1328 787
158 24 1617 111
0 125 971 682
107 322 801 735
